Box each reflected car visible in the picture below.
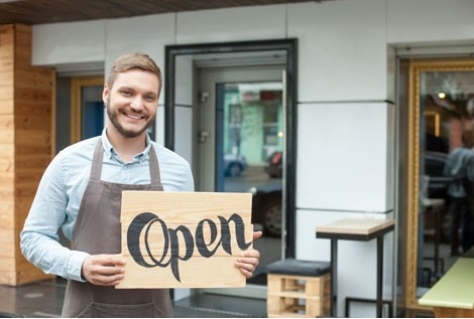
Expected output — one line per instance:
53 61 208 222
424 151 450 199
265 151 283 178
248 181 282 237
224 153 248 177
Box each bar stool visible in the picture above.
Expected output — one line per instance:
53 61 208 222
266 258 331 318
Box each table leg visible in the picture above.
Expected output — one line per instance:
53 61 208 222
376 236 384 317
330 239 338 317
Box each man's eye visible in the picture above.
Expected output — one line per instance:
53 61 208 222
145 95 156 101
122 91 132 96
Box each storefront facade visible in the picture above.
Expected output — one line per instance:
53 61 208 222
2 0 473 317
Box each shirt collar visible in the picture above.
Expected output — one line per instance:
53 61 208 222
101 127 151 162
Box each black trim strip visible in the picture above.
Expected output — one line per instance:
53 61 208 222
164 38 298 258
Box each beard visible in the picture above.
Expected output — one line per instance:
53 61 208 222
106 99 154 138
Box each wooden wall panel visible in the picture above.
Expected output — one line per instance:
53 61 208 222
0 25 14 62
0 100 13 115
17 258 52 284
0 129 13 143
14 24 54 286
0 227 14 285
15 70 53 90
0 71 13 87
14 197 33 230
0 24 17 286
0 201 14 229
15 115 51 131
0 271 16 286
0 143 13 153
0 24 54 286
0 114 13 128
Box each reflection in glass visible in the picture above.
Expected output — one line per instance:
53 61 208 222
215 82 283 285
418 70 474 293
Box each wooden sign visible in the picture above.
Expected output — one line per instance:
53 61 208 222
116 191 253 289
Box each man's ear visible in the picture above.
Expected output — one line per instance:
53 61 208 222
103 83 110 104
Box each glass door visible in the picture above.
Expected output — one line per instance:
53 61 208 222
196 65 285 297
215 82 284 285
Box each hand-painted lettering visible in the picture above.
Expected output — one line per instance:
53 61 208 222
126 212 251 282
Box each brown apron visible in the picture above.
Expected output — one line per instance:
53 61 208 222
62 140 172 318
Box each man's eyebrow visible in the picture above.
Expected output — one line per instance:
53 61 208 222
145 91 158 97
117 86 157 95
117 85 133 90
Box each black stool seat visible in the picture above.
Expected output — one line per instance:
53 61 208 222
266 258 330 277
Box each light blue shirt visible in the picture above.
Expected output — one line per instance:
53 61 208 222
443 146 474 198
20 129 194 282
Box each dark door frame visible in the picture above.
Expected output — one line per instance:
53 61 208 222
164 38 298 258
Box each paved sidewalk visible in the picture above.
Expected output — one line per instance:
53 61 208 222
0 279 266 318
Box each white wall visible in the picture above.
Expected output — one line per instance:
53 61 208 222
288 0 388 101
387 0 474 45
32 20 106 66
31 0 474 316
298 102 391 212
176 5 286 44
174 56 194 164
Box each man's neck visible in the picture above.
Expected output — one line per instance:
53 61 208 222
106 127 147 163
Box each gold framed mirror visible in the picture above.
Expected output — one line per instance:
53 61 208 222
405 58 474 311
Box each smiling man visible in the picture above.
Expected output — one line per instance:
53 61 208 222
20 53 261 318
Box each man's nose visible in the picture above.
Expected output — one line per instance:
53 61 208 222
130 96 143 110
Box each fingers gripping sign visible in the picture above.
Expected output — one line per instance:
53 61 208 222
235 231 262 278
82 254 126 286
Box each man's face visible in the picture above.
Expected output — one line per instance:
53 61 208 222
103 69 160 138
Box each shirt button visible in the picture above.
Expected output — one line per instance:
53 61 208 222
123 165 128 170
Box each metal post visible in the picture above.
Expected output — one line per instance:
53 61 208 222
330 239 338 317
376 236 384 317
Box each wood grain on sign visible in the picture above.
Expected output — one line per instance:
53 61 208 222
117 191 254 289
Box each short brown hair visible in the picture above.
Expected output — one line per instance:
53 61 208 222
462 129 474 147
106 52 162 94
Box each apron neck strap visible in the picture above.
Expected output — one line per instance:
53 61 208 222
148 145 162 185
90 139 162 187
90 140 104 181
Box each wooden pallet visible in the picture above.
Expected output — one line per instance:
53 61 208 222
267 273 330 318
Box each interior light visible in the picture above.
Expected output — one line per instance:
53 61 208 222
278 131 284 138
438 92 446 99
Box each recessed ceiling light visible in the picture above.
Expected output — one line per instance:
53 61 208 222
438 92 446 99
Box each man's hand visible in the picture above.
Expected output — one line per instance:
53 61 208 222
81 254 126 286
235 231 262 278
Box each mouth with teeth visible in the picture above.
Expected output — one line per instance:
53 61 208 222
107 100 153 138
124 112 145 120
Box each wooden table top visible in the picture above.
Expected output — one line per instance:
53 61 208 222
316 217 395 236
421 198 445 209
419 258 474 310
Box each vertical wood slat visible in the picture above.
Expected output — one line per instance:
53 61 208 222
0 24 54 286
0 25 15 286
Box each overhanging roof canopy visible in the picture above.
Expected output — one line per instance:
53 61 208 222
0 0 334 25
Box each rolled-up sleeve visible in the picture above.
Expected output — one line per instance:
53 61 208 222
20 153 89 282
